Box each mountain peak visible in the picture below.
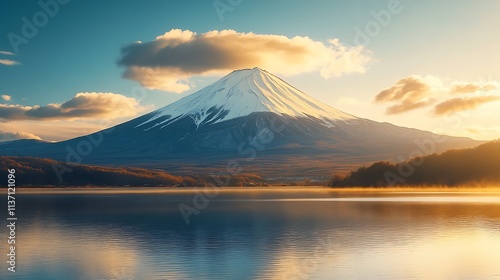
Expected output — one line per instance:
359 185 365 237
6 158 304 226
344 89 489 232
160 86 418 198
235 67 265 73
138 68 357 129
224 67 274 86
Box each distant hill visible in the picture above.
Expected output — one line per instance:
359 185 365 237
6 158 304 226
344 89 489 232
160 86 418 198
329 140 500 187
0 156 265 187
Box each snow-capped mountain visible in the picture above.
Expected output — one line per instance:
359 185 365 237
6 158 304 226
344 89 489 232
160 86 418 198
138 67 356 130
0 68 479 180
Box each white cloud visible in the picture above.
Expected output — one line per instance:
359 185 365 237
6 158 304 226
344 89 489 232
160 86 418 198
0 51 15 55
0 59 20 66
1 95 11 101
117 29 373 93
0 130 41 142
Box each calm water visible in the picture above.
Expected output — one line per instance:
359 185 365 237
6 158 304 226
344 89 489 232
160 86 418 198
3 188 500 280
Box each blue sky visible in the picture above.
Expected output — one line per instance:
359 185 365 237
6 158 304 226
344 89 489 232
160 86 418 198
1 0 500 141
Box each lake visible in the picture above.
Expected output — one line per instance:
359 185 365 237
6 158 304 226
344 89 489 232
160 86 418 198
3 187 500 280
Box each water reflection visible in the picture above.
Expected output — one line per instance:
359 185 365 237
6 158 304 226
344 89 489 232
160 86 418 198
3 189 500 279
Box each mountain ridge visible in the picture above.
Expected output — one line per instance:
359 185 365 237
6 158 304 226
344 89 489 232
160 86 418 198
0 68 480 181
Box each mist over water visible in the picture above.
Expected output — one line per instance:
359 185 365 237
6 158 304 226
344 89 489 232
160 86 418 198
4 188 500 280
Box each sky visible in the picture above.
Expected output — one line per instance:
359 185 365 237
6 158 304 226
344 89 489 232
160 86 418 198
1 0 500 142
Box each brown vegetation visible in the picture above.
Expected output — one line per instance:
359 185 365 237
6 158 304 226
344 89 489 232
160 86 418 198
0 156 194 187
0 156 268 187
330 140 500 187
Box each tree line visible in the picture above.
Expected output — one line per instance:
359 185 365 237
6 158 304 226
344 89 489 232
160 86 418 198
329 140 500 187
0 156 265 187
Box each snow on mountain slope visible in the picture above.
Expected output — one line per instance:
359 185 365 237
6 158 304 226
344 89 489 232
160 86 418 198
137 67 357 130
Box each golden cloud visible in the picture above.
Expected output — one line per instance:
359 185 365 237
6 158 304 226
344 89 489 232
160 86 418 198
117 29 372 93
376 75 500 115
450 82 498 95
464 126 500 135
0 92 143 121
374 75 440 114
433 95 500 116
